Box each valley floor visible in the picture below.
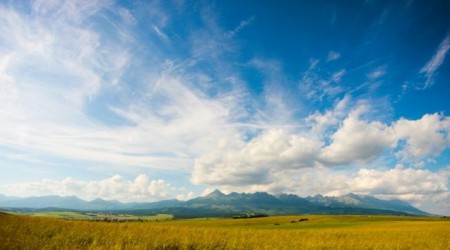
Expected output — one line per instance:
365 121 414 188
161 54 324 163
1 212 449 249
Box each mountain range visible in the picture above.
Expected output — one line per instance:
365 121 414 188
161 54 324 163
0 190 428 217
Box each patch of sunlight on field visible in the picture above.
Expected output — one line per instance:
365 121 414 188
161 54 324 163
1 213 449 249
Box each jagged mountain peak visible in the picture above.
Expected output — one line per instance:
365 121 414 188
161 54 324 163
205 189 225 198
252 192 273 198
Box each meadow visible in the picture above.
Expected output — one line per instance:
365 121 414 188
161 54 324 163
5 211 173 222
1 212 449 249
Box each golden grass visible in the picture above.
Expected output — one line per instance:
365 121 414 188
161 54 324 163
1 213 449 249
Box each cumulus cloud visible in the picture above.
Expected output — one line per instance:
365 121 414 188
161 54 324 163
306 95 351 134
192 129 323 186
349 166 448 196
318 166 450 215
2 175 179 202
192 107 450 211
394 113 450 160
319 107 396 165
347 166 450 215
314 109 450 165
176 191 195 201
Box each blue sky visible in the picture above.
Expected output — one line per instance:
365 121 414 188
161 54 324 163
0 0 449 215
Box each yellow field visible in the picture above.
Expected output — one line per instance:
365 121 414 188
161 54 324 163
1 212 449 249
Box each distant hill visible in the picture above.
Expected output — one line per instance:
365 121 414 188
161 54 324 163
305 193 425 215
0 191 429 217
0 194 19 202
0 195 98 210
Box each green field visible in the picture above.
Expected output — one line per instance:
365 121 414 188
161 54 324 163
1 212 449 249
5 210 173 221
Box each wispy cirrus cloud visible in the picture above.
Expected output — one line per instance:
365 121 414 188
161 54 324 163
299 59 346 101
367 67 386 80
0 1 246 177
418 34 450 89
152 24 170 41
327 51 340 62
225 16 255 38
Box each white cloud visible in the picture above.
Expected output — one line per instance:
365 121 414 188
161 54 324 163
118 7 136 24
188 5 236 61
0 2 244 173
192 129 323 186
319 107 396 165
226 16 255 38
0 0 132 108
200 187 217 197
419 34 450 89
331 69 346 82
368 67 386 80
192 107 450 215
316 110 450 165
307 110 339 134
152 25 169 41
394 113 450 160
299 60 345 101
349 166 448 196
327 51 340 62
176 191 195 201
2 175 178 202
348 166 450 215
306 95 350 134
280 166 450 216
